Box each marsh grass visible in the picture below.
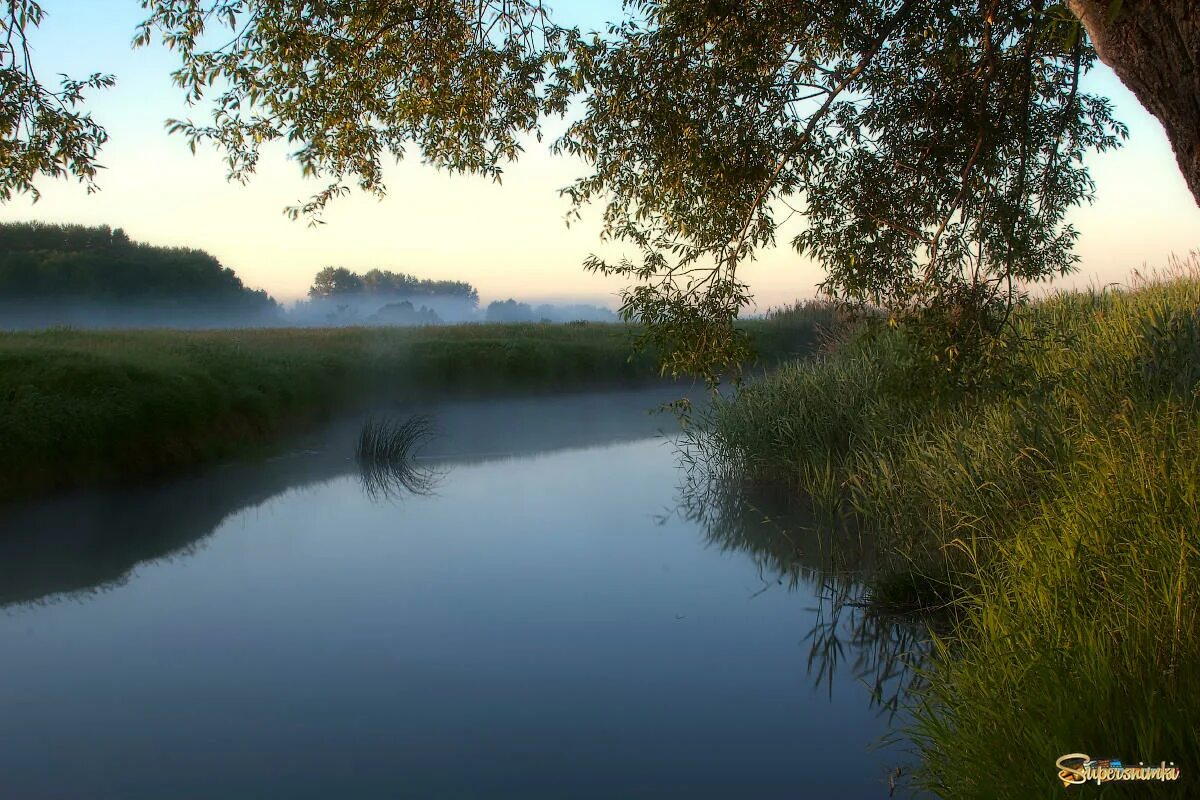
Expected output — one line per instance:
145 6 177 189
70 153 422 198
911 402 1200 799
356 414 440 501
0 323 651 501
0 310 834 502
703 253 1200 797
741 298 855 362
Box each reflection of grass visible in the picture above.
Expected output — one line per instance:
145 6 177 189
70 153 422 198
356 414 439 501
701 255 1200 798
673 453 930 728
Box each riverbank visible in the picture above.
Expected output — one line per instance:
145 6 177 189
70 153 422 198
702 256 1200 797
0 312 827 502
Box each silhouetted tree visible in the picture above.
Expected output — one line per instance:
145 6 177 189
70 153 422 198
369 300 442 326
485 299 535 323
129 0 1136 379
308 267 364 298
2 2 1194 377
307 267 478 305
0 222 278 315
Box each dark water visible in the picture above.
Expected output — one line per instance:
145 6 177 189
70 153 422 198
0 387 923 799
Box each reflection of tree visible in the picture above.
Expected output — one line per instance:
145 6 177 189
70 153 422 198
673 442 930 724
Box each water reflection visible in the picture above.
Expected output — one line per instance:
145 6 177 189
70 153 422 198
0 385 929 798
0 386 929 726
674 452 930 728
355 414 443 502
0 387 689 609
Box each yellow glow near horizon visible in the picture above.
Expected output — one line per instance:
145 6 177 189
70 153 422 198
1 1 1196 310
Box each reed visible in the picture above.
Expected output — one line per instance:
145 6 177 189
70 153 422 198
0 306 837 502
0 323 652 501
702 253 1200 796
356 414 439 501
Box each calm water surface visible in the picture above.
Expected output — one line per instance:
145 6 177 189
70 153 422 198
0 387 922 799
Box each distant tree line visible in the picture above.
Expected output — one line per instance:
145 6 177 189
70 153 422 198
0 222 277 311
369 300 441 326
0 222 618 329
308 267 479 305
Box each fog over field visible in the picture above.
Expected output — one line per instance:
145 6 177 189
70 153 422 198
0 222 619 330
290 294 618 328
0 295 619 330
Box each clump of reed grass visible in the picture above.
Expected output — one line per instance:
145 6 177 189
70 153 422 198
355 414 439 500
739 297 867 363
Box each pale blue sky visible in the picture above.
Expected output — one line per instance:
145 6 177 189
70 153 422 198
2 1 1196 307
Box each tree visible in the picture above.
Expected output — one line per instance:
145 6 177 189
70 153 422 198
558 1 1131 376
132 0 571 220
306 266 479 303
307 266 363 298
128 0 1136 378
0 1 113 201
2 2 1195 377
369 300 442 326
0 221 279 318
1066 1 1199 204
485 299 535 323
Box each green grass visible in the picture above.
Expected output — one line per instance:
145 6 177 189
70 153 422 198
0 312 827 502
702 254 1200 798
738 298 848 365
0 323 652 500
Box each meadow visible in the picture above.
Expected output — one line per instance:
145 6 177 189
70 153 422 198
702 255 1200 797
0 311 828 502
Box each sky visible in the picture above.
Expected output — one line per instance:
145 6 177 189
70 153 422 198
1 1 1197 309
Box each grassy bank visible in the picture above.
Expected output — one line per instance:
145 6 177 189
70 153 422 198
0 323 648 500
0 312 826 502
703 257 1200 797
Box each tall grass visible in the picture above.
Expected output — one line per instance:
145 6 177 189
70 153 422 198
0 323 655 501
0 309 834 502
912 401 1199 799
702 253 1200 796
738 298 853 364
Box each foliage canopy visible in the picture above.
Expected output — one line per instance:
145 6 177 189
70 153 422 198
308 266 479 304
4 1 1138 378
0 1 113 201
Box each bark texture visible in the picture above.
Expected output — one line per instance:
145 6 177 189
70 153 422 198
1068 0 1199 206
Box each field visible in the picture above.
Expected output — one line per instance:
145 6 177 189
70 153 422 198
0 311 829 502
702 256 1200 797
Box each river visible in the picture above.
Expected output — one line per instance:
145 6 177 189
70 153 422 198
0 386 923 798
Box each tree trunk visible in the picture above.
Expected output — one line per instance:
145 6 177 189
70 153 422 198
1067 0 1200 206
